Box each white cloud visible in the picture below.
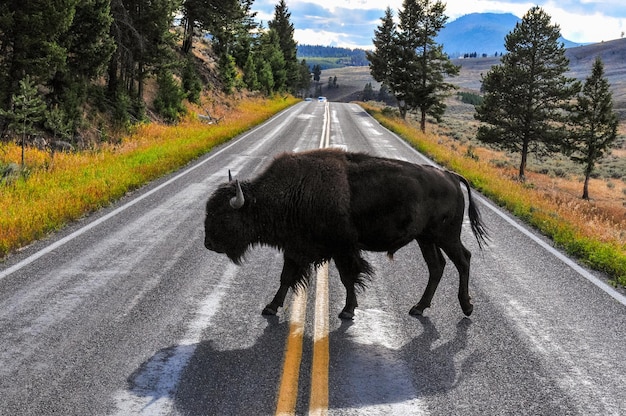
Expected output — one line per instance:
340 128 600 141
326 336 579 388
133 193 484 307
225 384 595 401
294 28 370 49
542 2 626 42
254 0 626 48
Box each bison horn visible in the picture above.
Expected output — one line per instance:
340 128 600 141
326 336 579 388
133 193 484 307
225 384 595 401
228 170 233 182
230 180 245 209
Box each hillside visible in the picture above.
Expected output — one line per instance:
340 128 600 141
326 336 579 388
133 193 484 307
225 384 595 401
320 37 626 119
453 37 626 119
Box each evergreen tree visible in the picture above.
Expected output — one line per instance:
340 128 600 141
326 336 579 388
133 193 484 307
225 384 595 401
475 6 580 180
256 28 287 93
296 59 312 97
312 65 322 84
368 0 458 129
268 0 299 93
362 82 374 101
229 0 258 69
378 84 390 102
45 105 74 143
0 1 77 111
219 53 239 94
53 0 116 129
181 57 202 104
569 57 619 199
0 76 46 166
257 60 275 96
153 69 186 123
107 0 178 108
204 0 252 61
367 8 397 97
243 53 260 91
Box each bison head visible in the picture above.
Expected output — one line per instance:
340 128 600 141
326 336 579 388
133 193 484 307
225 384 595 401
204 179 253 264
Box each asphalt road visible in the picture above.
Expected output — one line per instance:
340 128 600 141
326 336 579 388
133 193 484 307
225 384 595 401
1 101 625 416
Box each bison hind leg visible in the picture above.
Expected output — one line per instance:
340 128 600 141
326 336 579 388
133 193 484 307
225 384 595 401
411 240 446 317
409 304 426 316
334 251 373 320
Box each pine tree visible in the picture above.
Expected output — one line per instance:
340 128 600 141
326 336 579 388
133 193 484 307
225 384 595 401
296 59 312 98
256 28 287 93
312 65 322 84
53 0 115 129
0 76 46 166
243 53 260 91
569 57 619 199
153 70 186 123
475 6 580 180
0 1 77 110
268 0 299 93
368 0 458 129
219 53 239 94
362 82 374 101
367 8 397 101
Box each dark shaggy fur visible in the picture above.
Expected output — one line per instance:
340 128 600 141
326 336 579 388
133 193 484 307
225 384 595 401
205 148 488 319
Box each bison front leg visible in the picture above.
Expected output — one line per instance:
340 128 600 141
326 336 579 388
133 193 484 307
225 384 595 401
262 255 308 316
410 241 446 316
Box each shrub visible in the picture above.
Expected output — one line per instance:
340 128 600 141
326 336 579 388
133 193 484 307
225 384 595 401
154 70 186 123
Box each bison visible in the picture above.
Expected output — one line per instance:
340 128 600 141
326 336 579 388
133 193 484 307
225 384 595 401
204 148 488 319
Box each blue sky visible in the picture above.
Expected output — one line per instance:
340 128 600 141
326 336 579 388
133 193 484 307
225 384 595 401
252 0 626 49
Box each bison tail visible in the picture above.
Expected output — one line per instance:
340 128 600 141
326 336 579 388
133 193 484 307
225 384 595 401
457 174 490 250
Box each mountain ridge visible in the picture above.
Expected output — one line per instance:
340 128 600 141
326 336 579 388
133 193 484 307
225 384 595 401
437 12 580 58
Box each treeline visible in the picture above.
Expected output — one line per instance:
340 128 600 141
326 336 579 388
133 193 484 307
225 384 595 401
461 52 503 58
297 45 369 66
0 0 310 150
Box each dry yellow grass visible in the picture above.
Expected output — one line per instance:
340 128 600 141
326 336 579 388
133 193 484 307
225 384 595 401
0 95 299 259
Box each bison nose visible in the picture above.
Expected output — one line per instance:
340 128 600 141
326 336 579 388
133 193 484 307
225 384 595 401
204 236 224 253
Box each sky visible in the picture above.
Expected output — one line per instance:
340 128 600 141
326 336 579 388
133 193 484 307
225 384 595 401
251 0 626 50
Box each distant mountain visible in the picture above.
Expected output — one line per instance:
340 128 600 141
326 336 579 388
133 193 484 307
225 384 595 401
438 13 580 58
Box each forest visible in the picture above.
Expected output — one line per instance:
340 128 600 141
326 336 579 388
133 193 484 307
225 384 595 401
0 0 309 150
297 45 369 67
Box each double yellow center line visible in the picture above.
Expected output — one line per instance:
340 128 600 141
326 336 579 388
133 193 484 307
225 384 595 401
275 264 330 415
275 102 332 415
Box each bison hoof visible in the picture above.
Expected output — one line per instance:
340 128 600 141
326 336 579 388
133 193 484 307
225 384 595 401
262 305 278 316
462 303 474 317
338 310 354 320
409 304 426 316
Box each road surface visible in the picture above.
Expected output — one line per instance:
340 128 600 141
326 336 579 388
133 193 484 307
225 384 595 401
1 101 625 415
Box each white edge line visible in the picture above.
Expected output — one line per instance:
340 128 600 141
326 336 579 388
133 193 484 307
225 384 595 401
476 193 626 307
358 105 626 308
0 105 298 281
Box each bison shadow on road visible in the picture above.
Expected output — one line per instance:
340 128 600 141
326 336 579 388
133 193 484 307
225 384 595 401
123 314 479 415
328 316 478 411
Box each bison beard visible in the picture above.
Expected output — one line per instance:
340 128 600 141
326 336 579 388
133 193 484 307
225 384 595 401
204 148 488 320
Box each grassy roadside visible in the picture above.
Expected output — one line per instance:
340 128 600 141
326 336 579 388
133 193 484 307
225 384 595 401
361 103 626 286
0 95 299 260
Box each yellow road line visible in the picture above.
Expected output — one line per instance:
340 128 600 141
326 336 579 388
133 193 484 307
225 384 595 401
275 289 308 416
276 103 333 416
310 262 330 416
